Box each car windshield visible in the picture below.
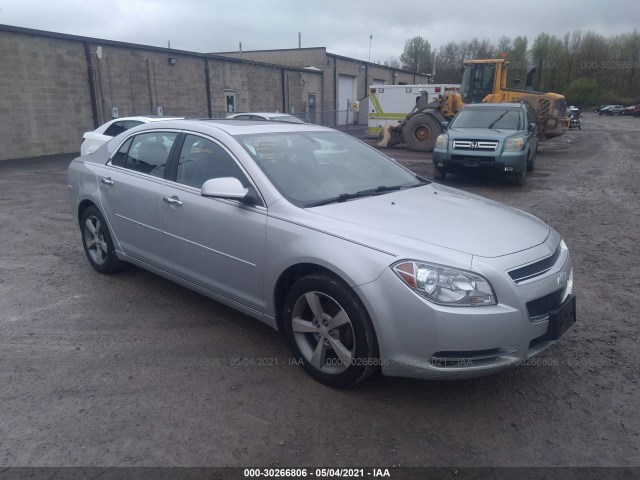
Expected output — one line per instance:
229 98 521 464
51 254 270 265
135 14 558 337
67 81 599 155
236 131 426 207
451 108 523 130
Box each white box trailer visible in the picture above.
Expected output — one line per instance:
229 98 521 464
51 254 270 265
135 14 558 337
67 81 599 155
367 84 460 137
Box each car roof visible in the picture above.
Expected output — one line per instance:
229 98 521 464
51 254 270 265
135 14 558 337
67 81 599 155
120 118 332 136
229 112 297 118
463 102 524 110
111 116 184 122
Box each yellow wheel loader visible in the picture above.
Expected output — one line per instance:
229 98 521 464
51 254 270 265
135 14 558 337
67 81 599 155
376 58 569 152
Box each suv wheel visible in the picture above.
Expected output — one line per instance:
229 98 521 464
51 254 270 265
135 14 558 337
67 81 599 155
511 169 526 186
434 167 447 180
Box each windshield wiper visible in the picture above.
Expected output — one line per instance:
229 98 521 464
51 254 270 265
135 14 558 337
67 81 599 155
488 111 509 130
305 185 404 208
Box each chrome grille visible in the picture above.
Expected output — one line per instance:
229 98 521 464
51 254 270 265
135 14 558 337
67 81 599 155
508 244 562 284
452 139 498 151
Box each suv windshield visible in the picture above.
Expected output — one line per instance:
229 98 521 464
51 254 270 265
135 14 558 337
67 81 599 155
451 108 523 130
236 131 426 207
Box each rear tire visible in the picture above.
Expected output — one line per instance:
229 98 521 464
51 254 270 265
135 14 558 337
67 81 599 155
282 273 379 388
80 205 126 274
403 115 440 152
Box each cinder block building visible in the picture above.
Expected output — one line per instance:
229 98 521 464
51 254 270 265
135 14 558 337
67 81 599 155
0 24 428 160
215 47 430 126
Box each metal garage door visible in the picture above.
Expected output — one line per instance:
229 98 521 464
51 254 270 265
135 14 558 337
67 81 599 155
338 74 357 125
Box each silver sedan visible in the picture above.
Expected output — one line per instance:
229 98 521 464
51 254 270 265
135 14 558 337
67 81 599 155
68 119 576 387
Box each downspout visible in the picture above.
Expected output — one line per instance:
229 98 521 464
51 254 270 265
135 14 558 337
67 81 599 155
83 42 100 128
145 59 154 113
281 68 286 113
204 57 212 118
333 57 337 127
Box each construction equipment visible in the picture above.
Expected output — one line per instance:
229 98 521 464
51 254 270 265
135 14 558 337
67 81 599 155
367 84 459 137
376 58 568 151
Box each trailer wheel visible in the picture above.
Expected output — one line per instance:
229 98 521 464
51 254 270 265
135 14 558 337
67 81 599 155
403 115 440 152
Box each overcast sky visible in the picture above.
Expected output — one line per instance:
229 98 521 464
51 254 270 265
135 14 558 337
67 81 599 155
1 0 638 62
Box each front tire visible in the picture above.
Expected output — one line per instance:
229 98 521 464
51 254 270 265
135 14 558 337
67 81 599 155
434 167 447 180
283 273 379 388
80 205 126 274
403 115 440 152
526 148 536 172
511 168 526 186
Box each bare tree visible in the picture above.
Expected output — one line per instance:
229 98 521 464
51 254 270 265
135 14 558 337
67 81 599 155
384 56 401 69
400 36 432 73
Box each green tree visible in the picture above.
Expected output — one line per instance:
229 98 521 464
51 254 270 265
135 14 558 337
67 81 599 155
400 36 432 73
564 77 598 106
509 36 529 87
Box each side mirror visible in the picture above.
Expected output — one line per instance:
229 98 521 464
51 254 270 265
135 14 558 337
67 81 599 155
201 177 248 200
528 123 536 133
440 121 449 130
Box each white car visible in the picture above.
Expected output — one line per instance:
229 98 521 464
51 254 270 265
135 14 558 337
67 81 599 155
226 112 306 124
80 116 183 156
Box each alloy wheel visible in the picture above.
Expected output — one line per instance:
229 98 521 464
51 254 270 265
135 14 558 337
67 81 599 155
291 291 356 374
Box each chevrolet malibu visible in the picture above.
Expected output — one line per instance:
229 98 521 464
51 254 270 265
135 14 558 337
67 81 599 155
68 119 576 388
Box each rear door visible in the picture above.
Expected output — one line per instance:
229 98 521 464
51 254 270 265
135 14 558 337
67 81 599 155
97 131 180 266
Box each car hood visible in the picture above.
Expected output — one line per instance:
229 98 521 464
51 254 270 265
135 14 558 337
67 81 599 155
307 183 549 258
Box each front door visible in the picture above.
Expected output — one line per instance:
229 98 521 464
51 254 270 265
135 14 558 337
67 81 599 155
161 134 267 312
225 92 236 113
308 94 316 124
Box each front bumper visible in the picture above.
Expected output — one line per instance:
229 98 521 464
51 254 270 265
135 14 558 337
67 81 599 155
354 238 575 380
433 148 527 174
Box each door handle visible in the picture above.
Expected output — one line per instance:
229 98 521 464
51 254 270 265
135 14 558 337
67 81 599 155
163 195 183 207
100 177 114 186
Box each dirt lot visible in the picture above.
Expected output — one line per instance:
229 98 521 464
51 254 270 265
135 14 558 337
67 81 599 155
0 113 639 469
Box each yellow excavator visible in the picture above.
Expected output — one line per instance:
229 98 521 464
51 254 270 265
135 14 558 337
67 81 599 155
376 58 569 151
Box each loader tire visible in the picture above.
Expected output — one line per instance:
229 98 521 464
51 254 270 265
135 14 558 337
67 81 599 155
403 115 441 152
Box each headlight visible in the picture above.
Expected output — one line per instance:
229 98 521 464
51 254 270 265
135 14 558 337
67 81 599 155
560 238 568 253
435 134 448 149
504 136 525 151
392 261 496 306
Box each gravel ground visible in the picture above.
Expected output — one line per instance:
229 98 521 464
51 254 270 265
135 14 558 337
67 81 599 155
0 112 638 469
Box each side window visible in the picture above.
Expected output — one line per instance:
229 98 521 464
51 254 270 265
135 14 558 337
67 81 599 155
123 132 178 177
111 137 133 167
104 121 127 137
176 134 247 189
